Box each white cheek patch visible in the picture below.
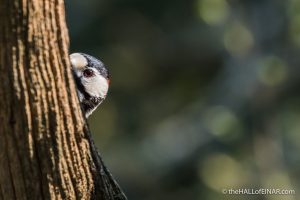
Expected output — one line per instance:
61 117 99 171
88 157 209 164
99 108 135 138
83 75 109 98
70 53 88 69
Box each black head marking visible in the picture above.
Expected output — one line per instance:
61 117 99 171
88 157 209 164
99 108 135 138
72 70 91 100
79 53 110 80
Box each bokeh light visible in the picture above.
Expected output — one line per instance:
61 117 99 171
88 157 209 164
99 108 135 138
258 56 288 87
67 0 300 199
200 154 250 191
224 21 254 56
196 0 229 25
288 0 300 46
203 106 242 141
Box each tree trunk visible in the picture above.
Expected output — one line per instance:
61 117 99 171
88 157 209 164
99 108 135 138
0 0 126 199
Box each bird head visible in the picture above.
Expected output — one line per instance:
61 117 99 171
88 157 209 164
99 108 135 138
70 53 110 117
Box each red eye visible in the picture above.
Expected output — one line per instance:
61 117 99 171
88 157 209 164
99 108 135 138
83 69 94 77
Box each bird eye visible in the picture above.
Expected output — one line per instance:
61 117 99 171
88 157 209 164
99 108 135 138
83 69 94 77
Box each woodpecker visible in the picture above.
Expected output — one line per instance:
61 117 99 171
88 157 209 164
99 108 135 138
70 53 110 118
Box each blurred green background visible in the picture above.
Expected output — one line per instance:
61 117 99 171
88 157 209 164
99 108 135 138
67 0 300 199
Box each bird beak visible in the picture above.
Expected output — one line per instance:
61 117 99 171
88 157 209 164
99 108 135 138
70 53 88 69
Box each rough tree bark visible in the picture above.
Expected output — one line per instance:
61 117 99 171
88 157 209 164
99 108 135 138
0 0 126 199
